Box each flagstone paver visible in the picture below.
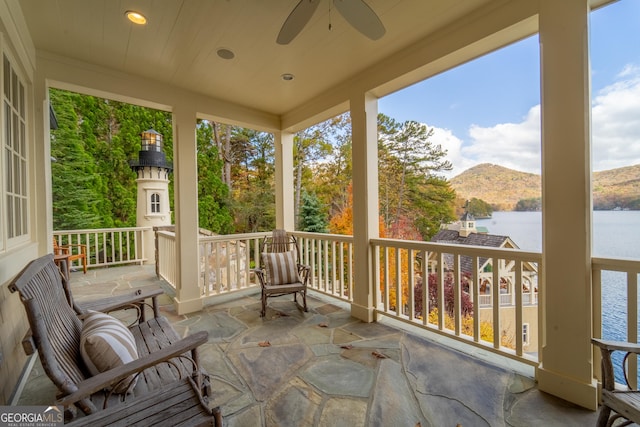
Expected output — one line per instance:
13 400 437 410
16 264 599 426
369 358 426 426
301 356 374 397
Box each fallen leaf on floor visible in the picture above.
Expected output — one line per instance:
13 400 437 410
372 351 387 359
340 344 353 350
258 341 271 347
318 323 329 328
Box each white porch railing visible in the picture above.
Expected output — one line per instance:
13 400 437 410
156 230 177 288
592 256 640 388
371 238 542 365
192 231 355 301
293 231 354 303
156 230 543 365
198 232 268 296
53 227 151 269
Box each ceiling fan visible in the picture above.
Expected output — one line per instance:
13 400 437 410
277 0 386 45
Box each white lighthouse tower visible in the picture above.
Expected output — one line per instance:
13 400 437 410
130 129 172 264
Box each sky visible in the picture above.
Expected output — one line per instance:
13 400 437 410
378 0 640 178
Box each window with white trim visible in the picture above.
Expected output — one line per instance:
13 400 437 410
150 192 160 213
1 53 28 250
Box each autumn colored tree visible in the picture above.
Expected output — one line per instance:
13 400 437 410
412 273 474 317
329 183 354 235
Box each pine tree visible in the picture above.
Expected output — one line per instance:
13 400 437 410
298 191 328 232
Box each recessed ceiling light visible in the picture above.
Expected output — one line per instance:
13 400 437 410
125 10 147 25
217 48 235 60
281 73 295 81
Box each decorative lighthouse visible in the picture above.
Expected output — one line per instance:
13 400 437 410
129 129 173 263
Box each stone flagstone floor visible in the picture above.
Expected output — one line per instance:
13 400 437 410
16 264 599 426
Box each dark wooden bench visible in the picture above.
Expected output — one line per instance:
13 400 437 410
9 254 221 426
63 377 214 426
592 338 640 427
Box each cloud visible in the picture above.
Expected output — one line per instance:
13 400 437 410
464 106 542 174
439 63 640 176
427 127 469 178
434 106 541 177
592 65 640 171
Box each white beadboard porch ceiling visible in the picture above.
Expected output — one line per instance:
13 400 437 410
19 0 504 117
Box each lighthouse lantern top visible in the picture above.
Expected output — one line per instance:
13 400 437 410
141 129 162 152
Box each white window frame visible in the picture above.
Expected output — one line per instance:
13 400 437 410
1 46 29 251
144 188 164 217
150 192 160 213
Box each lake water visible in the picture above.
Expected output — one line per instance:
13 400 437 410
477 211 640 382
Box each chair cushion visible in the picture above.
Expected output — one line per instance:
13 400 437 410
80 311 139 394
262 251 301 286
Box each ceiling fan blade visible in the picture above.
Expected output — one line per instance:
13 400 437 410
333 0 385 40
277 0 321 45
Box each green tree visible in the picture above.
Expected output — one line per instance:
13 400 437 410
50 89 104 229
196 120 234 233
293 117 340 221
378 114 456 240
298 191 328 232
515 197 541 211
467 197 493 218
310 114 353 221
230 129 276 232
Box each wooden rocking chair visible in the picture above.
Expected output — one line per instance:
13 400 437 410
253 230 310 317
9 254 221 426
592 338 640 427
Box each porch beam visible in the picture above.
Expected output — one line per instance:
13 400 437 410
172 105 203 314
537 0 597 410
350 92 379 322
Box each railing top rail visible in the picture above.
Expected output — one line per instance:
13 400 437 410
291 231 354 243
198 232 270 242
592 256 640 272
370 237 542 262
54 226 152 234
198 231 356 243
157 230 176 238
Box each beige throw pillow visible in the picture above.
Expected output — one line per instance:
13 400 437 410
80 310 139 394
262 251 301 285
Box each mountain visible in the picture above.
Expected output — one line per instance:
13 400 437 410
450 164 540 211
450 163 640 211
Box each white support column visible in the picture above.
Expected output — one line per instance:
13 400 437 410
172 105 202 314
350 92 379 322
33 72 52 255
275 131 295 230
537 0 597 410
